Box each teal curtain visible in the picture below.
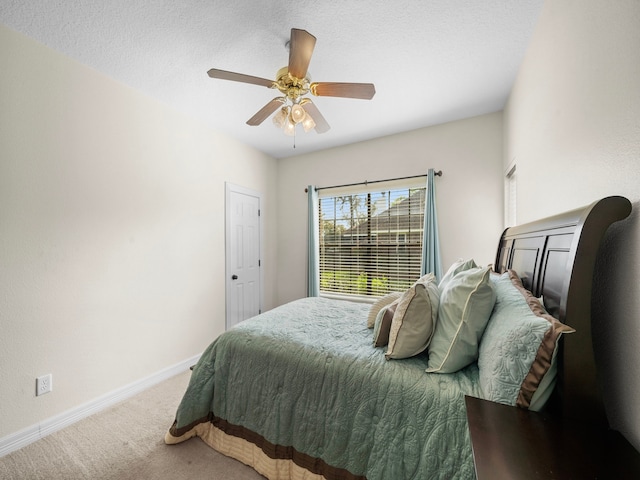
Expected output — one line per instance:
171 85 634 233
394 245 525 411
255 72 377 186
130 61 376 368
421 169 443 281
307 185 320 297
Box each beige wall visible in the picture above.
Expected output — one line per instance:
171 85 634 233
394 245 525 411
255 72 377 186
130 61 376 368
504 0 640 448
0 25 277 439
8 0 637 456
276 112 504 305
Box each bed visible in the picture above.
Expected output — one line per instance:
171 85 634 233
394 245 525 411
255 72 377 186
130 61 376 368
165 196 631 479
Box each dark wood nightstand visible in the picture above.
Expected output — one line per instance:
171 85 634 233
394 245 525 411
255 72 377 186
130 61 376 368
464 395 640 479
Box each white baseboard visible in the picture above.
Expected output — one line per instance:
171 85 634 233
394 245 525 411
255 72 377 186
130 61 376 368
0 354 200 458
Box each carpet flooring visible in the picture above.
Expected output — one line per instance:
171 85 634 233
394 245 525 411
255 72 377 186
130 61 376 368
0 371 264 479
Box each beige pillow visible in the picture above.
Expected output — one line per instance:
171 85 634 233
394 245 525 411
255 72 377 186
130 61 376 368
426 266 496 373
367 291 402 328
373 301 398 347
385 273 440 360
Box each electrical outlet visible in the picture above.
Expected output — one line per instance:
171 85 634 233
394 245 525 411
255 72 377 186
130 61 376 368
36 374 52 396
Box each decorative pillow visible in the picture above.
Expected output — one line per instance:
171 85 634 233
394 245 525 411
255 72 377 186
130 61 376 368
367 291 403 328
438 258 478 291
385 273 440 360
426 266 496 373
373 301 397 347
477 270 575 411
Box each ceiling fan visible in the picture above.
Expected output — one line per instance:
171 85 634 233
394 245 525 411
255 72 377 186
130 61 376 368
207 28 376 135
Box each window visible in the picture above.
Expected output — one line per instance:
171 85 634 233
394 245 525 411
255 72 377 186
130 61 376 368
318 185 426 298
504 162 517 228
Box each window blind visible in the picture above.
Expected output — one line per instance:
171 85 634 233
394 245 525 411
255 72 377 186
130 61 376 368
318 186 426 297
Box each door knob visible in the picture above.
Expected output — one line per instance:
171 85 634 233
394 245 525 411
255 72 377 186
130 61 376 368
231 274 238 280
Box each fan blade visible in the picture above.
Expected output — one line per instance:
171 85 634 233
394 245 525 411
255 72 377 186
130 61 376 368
288 28 316 79
310 82 376 100
207 68 274 88
301 100 330 134
246 98 285 126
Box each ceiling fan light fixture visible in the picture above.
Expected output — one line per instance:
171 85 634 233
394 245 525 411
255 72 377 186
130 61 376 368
272 106 289 128
282 117 296 136
302 111 316 132
208 28 374 138
290 104 306 124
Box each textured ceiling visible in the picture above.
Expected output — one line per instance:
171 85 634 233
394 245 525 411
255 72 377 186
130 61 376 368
1 0 543 159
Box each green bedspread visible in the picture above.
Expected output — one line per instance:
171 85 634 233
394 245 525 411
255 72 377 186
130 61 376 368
170 297 481 479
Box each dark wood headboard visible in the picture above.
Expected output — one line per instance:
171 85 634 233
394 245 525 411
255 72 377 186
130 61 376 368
493 196 631 427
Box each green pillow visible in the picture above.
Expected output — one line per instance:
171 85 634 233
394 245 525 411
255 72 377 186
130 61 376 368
426 266 496 373
438 258 478 291
478 271 574 410
385 273 440 360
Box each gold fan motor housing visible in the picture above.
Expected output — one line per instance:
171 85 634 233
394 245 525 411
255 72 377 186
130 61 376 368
274 66 312 101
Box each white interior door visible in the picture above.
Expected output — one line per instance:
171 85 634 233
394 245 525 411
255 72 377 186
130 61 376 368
225 183 262 329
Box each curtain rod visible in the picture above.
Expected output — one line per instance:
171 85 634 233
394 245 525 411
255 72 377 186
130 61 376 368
304 171 442 193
